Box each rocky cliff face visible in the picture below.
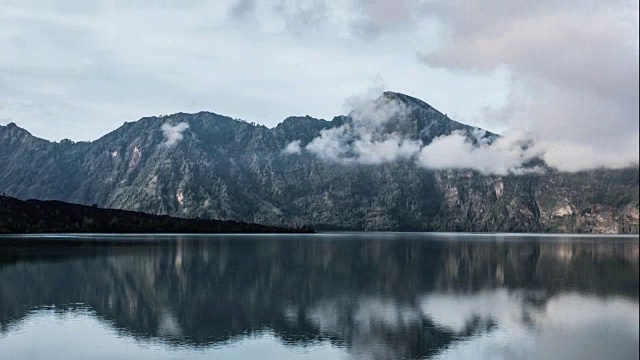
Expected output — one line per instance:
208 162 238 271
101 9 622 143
0 92 638 233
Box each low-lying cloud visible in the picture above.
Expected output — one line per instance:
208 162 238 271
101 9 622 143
284 85 636 175
302 93 423 165
161 122 189 147
418 130 544 176
283 139 302 154
286 92 544 175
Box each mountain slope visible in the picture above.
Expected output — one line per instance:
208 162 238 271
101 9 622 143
0 92 638 233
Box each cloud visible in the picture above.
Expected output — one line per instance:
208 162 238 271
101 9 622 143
349 0 427 38
228 0 256 20
286 88 538 175
288 87 542 175
283 139 302 154
226 0 424 38
418 0 640 172
417 129 544 176
161 122 189 147
303 91 424 165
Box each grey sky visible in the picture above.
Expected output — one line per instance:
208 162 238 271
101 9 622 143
1 0 638 171
418 0 639 170
0 0 508 141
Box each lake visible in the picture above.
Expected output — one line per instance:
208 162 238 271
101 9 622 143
0 233 638 360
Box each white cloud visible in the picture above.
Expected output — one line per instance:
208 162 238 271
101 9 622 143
352 134 423 164
296 90 543 175
417 130 544 176
283 140 302 154
161 122 189 147
304 91 424 165
539 135 640 172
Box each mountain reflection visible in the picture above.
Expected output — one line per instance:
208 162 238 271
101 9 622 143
0 234 638 359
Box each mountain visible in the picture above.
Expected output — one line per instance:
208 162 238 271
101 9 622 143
0 196 305 234
0 92 638 233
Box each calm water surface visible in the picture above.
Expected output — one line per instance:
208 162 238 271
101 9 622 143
0 233 638 360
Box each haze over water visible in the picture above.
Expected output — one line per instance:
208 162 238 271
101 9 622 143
0 233 638 360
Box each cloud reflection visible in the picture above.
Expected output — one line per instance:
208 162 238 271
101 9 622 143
0 234 637 359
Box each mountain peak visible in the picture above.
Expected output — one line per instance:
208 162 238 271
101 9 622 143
354 91 497 143
1 122 33 137
380 91 443 115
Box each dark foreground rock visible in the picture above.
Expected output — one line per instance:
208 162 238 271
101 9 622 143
0 196 310 234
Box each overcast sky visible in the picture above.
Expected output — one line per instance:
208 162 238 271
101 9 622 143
1 0 638 171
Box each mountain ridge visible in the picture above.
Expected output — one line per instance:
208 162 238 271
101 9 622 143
1 92 638 233
0 91 482 143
